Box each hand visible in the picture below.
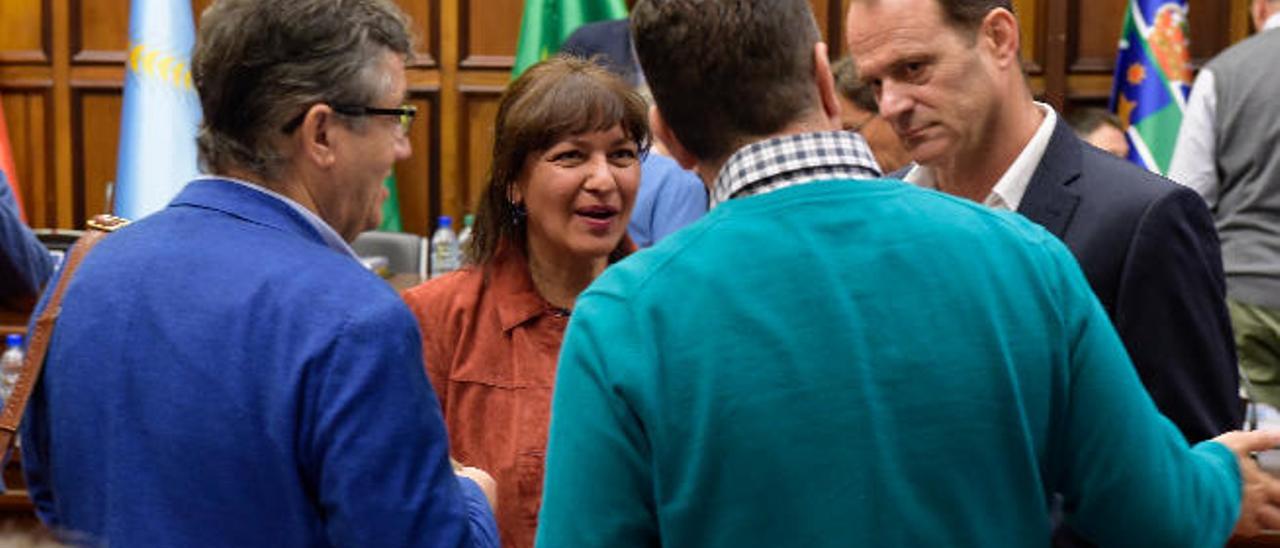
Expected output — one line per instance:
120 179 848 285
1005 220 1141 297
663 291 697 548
1214 430 1280 537
456 465 498 512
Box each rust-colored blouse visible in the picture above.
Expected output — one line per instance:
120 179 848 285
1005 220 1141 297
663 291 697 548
402 242 622 548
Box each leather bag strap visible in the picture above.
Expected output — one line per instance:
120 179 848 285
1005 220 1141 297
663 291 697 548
0 214 129 451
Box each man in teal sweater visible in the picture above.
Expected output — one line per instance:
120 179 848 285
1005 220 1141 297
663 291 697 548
535 1 1280 546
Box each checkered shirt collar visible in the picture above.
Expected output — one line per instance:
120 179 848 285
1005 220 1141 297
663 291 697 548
710 131 882 207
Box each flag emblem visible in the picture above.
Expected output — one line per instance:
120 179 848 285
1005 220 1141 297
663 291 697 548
1108 0 1191 175
113 0 202 221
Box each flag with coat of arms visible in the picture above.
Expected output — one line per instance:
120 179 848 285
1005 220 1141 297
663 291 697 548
114 0 202 220
1108 0 1193 175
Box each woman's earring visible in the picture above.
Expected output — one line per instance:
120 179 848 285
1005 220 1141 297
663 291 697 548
511 202 527 225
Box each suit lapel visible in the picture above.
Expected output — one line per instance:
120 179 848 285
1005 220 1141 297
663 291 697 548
1017 118 1083 239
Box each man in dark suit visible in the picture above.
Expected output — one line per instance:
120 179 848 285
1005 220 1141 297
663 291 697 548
847 0 1240 444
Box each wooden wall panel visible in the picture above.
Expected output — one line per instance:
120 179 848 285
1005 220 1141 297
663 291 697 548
0 0 1260 233
397 91 439 234
403 0 438 66
1014 0 1044 74
460 0 522 68
74 91 121 222
0 0 51 63
451 89 501 222
73 0 128 62
1074 1 1127 74
0 91 52 225
1186 0 1238 65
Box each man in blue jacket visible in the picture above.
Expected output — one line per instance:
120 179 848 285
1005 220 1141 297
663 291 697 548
0 170 52 310
20 1 498 546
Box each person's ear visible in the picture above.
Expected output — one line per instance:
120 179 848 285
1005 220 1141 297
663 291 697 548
650 106 698 171
298 104 338 168
813 41 842 129
980 8 1021 69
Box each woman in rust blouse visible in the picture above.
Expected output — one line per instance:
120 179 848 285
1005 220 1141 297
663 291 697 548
402 56 648 548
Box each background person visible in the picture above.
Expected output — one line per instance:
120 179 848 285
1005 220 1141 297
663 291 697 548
831 55 912 173
402 55 646 548
1169 0 1280 412
534 0 1280 546
20 1 497 545
1066 107 1130 158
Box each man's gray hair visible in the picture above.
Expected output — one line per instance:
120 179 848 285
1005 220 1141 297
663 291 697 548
192 0 412 181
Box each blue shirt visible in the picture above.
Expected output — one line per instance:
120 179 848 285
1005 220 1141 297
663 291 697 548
21 179 498 547
627 154 707 247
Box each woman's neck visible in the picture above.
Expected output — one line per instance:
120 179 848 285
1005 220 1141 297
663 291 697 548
525 247 607 311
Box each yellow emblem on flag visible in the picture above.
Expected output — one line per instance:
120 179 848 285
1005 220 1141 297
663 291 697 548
127 43 194 91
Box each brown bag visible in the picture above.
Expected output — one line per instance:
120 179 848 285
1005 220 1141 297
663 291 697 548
0 214 129 451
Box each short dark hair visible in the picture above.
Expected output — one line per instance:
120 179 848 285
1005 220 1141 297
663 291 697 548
1067 107 1125 137
631 0 822 163
193 0 413 181
853 0 1013 36
467 55 650 266
932 0 1014 35
832 56 878 113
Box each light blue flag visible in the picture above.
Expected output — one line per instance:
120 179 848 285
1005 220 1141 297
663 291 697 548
114 0 202 220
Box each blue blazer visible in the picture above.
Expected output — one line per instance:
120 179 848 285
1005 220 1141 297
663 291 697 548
1017 119 1239 443
0 170 52 310
21 179 497 546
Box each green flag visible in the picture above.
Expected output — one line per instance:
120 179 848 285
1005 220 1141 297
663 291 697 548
512 0 628 79
1107 0 1192 174
378 172 402 232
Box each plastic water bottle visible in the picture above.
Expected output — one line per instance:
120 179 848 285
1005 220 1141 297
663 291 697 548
430 215 460 278
1 334 24 403
458 214 475 251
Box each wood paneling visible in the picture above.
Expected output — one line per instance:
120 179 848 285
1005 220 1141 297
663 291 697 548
74 91 121 221
403 0 438 67
459 0 522 69
451 88 502 222
0 0 51 63
0 0 1260 234
0 91 52 225
397 90 439 234
1014 0 1045 74
73 0 129 63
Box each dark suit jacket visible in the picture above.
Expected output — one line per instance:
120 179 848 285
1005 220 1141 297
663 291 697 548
1017 118 1239 443
559 19 642 86
893 119 1239 443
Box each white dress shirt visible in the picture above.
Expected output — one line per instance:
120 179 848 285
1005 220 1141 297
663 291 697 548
1168 13 1280 207
904 102 1058 211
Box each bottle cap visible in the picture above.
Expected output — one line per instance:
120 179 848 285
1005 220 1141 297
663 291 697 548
463 214 475 227
438 215 452 228
5 333 21 347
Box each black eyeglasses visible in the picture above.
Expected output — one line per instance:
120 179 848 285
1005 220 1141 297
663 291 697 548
281 103 417 134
